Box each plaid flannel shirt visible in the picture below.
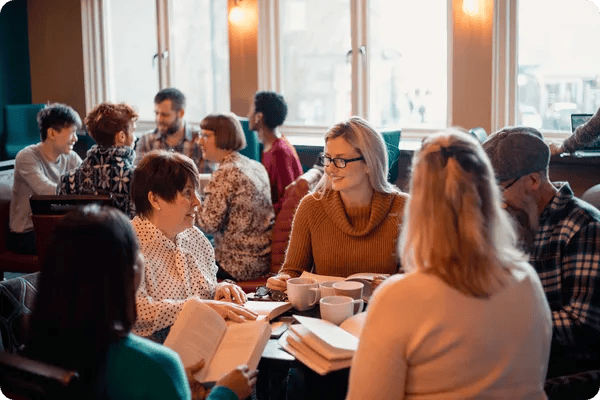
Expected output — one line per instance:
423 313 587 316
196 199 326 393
531 182 600 359
133 122 211 173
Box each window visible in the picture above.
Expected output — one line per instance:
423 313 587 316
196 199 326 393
84 0 230 123
266 0 448 130
516 0 600 132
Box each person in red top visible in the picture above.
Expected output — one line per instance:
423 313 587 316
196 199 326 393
248 91 303 214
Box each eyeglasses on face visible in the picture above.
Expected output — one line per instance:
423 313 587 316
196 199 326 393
254 286 288 302
500 176 522 191
200 130 215 140
318 153 364 169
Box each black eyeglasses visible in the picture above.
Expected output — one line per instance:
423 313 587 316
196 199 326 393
255 286 288 302
500 176 521 191
318 153 364 169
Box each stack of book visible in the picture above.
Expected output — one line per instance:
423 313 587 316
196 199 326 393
279 314 365 375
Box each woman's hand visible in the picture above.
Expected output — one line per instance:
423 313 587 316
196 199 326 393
215 281 247 304
203 300 258 322
266 274 290 292
185 359 209 400
215 364 258 400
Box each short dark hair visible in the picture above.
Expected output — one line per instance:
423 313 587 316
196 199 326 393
254 91 288 130
26 205 139 389
154 88 186 111
132 150 200 218
200 113 246 151
37 103 82 141
85 102 138 146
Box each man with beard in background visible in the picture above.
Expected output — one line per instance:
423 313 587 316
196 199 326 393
135 88 211 172
483 127 600 379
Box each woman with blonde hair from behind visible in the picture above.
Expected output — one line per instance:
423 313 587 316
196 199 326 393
346 130 552 399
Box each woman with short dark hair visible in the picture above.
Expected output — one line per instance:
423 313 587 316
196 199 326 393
131 150 253 342
25 205 258 399
58 102 138 217
197 113 274 280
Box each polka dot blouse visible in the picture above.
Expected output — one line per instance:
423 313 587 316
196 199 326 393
132 216 218 337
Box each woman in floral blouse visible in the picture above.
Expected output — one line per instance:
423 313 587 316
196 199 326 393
57 102 137 217
197 113 274 280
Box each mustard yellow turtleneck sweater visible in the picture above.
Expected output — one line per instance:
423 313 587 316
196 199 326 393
279 189 409 278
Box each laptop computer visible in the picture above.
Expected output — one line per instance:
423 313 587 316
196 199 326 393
571 113 598 153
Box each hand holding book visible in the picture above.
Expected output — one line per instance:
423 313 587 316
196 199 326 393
185 359 258 400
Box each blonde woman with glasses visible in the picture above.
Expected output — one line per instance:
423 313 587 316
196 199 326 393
346 130 552 399
267 117 408 291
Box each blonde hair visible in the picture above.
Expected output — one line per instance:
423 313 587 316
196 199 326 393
314 117 397 196
399 130 526 298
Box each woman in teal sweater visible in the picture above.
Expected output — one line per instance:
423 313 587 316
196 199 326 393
25 205 256 399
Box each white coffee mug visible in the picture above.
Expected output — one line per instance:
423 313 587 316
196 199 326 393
320 295 364 325
318 281 337 298
287 278 320 311
333 281 364 300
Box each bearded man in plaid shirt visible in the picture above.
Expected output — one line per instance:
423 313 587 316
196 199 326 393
484 127 600 379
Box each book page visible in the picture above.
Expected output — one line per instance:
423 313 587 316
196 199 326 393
299 271 345 284
281 330 352 375
346 272 390 281
289 324 354 360
201 321 271 383
244 301 292 321
339 311 367 338
293 315 358 352
163 299 227 372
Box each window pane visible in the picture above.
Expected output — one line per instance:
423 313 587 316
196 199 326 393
368 0 448 128
106 0 159 120
518 0 600 131
170 0 230 122
280 0 351 126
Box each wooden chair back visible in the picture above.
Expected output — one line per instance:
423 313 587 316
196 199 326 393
29 195 114 264
0 351 81 399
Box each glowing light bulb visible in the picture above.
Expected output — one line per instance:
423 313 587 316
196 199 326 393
229 6 245 23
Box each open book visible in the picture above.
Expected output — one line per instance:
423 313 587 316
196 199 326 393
164 299 271 383
244 300 292 322
299 271 391 298
278 314 366 375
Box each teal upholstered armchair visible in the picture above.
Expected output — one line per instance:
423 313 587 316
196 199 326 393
238 117 262 162
2 104 46 160
380 128 402 184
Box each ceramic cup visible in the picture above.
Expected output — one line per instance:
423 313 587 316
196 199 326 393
333 281 364 300
320 295 364 325
287 278 320 311
318 281 337 298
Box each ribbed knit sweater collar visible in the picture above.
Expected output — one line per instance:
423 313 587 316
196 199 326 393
323 190 394 237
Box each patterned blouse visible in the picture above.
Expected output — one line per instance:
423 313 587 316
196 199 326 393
197 152 274 280
57 145 135 218
131 217 218 338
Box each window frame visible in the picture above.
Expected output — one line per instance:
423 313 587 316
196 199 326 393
257 0 452 139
